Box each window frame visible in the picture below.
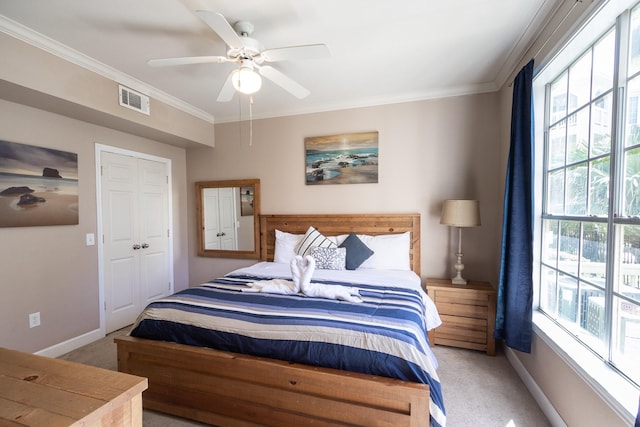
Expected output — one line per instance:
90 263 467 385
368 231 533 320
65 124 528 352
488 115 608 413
533 1 640 422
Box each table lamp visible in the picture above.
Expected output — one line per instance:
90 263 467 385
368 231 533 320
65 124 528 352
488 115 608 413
440 199 481 284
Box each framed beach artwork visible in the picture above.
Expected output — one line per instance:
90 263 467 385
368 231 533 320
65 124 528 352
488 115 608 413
0 140 79 227
305 131 379 185
240 186 254 216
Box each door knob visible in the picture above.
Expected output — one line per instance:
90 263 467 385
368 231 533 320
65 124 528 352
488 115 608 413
133 244 141 250
141 243 149 249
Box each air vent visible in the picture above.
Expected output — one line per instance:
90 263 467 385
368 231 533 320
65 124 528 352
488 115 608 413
118 85 150 115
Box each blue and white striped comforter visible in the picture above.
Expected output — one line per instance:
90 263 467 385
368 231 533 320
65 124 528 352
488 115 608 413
130 262 446 427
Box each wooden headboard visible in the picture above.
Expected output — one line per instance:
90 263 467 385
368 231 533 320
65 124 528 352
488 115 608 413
259 214 421 276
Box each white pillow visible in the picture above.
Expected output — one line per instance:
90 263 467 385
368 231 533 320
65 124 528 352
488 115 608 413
295 226 337 257
357 232 411 271
274 229 303 263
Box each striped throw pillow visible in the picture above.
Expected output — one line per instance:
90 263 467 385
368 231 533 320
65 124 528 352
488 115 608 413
295 226 337 257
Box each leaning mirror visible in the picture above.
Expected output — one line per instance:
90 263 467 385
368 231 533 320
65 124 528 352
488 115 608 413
196 179 260 259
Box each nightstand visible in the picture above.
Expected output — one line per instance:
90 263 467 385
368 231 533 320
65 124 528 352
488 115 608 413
426 278 497 356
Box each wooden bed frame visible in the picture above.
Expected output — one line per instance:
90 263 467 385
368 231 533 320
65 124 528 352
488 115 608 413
116 213 430 427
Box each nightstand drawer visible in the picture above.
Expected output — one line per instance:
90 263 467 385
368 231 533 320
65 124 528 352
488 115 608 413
433 289 490 308
436 314 487 344
436 300 488 319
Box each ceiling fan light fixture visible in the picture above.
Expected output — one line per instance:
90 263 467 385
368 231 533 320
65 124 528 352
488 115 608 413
231 66 262 95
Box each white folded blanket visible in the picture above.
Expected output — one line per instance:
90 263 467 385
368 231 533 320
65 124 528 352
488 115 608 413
301 280 363 303
243 255 362 303
241 278 299 295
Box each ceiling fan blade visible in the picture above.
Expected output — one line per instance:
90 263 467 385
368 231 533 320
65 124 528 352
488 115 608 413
196 10 244 50
147 56 230 67
217 72 236 102
258 65 310 99
261 44 330 62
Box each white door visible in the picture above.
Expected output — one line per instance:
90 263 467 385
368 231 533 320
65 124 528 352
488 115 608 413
203 187 238 250
203 188 221 250
101 151 171 333
218 187 238 250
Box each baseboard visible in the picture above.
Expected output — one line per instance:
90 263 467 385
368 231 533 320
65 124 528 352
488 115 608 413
504 345 567 427
35 328 104 358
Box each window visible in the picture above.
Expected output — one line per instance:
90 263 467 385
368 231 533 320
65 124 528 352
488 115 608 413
537 2 640 387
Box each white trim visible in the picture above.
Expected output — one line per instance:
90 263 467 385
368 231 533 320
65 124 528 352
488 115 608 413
95 144 174 334
95 145 105 335
504 345 567 427
35 328 103 358
211 82 499 124
533 313 638 425
0 15 214 124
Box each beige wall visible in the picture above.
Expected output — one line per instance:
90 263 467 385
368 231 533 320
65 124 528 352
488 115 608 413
186 95 503 285
0 32 214 148
0 99 189 353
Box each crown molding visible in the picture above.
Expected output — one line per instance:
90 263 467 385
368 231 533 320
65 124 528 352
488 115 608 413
0 15 214 124
213 81 499 124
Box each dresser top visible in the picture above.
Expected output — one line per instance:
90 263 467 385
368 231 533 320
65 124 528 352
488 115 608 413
0 347 147 426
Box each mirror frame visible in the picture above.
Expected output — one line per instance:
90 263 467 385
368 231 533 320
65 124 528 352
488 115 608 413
195 178 260 259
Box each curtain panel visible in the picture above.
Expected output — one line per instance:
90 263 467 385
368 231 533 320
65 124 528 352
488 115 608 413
494 59 535 353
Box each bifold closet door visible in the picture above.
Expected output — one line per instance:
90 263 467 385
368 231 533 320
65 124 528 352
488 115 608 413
101 151 170 333
202 187 238 250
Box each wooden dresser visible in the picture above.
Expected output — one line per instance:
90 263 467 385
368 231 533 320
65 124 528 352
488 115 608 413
0 347 147 426
426 278 497 356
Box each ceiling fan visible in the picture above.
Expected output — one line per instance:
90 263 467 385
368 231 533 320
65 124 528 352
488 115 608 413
148 10 330 101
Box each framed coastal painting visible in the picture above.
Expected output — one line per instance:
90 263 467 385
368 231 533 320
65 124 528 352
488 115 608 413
304 131 379 185
0 140 79 227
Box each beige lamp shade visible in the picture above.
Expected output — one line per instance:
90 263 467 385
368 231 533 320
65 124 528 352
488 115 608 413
440 200 481 227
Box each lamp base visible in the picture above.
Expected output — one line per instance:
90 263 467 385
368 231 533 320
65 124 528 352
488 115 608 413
452 252 467 285
451 275 467 285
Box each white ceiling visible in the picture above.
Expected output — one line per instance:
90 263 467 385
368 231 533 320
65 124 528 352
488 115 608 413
0 0 559 123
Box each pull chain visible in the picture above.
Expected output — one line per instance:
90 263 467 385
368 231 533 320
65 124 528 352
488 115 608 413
249 95 253 147
236 94 254 147
237 92 242 146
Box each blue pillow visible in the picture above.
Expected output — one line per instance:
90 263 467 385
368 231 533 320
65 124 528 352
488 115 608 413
339 233 374 270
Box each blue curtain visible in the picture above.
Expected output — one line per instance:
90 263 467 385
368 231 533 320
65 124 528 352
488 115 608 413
635 394 639 427
494 59 535 353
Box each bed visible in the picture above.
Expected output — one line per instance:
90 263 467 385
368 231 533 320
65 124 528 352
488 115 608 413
116 213 445 427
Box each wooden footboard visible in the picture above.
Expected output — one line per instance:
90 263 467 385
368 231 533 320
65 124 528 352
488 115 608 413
115 336 430 427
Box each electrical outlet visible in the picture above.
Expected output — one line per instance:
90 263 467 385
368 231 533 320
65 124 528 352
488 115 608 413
29 312 40 328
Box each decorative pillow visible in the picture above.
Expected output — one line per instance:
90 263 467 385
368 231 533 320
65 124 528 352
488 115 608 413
339 232 374 270
310 247 346 270
274 229 303 263
295 226 337 257
357 232 411 271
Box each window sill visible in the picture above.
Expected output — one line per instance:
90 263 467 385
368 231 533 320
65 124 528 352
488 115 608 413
533 312 638 425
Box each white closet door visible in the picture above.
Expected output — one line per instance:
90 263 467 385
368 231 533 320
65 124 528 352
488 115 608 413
138 158 170 306
218 187 238 250
102 152 170 333
202 187 238 250
203 188 221 250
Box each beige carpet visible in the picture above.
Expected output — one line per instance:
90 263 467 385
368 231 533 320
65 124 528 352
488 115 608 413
60 327 550 427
